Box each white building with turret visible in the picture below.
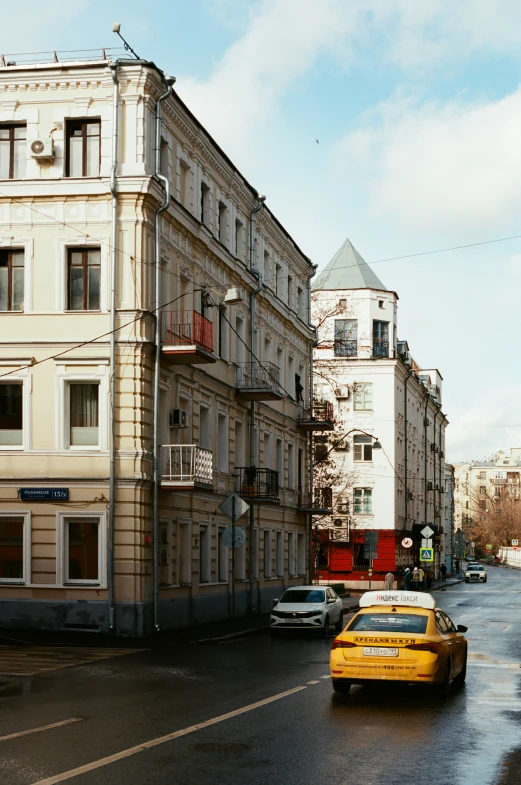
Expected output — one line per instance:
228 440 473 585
312 239 449 587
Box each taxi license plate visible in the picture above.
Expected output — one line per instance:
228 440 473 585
363 647 399 657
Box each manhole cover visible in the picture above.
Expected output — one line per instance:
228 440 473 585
187 742 257 756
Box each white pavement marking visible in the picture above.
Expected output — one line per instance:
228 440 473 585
307 680 320 684
30 686 307 785
320 675 329 679
0 718 84 743
504 625 512 632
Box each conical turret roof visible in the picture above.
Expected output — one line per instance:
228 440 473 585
312 238 387 291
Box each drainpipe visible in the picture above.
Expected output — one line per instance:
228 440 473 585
108 61 120 633
306 266 318 584
152 75 176 633
248 195 265 613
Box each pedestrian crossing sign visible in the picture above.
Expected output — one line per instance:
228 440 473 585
420 548 434 562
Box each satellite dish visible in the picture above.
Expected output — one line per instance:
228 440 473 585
222 526 246 549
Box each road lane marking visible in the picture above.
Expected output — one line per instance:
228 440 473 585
0 718 84 743
320 675 329 679
504 625 512 632
307 680 320 684
30 686 307 785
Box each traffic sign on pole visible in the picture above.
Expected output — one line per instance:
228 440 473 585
421 526 435 539
401 537 413 548
420 548 434 562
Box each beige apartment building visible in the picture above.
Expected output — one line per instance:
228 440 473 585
0 50 318 635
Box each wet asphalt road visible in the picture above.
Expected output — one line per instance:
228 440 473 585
1 567 521 785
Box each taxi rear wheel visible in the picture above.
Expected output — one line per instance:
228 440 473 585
332 679 352 693
435 663 451 698
454 655 467 687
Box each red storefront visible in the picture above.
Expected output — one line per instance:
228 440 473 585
315 529 415 587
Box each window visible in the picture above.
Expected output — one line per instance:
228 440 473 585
0 516 27 582
178 520 192 584
275 263 282 296
67 248 100 311
252 528 259 580
276 438 283 485
159 520 172 586
373 320 389 357
288 531 296 576
235 218 244 257
218 201 228 244
354 435 373 462
180 161 190 206
65 517 100 583
218 304 228 360
479 486 486 495
66 119 101 177
287 443 295 489
264 250 270 284
297 532 306 576
0 124 26 179
160 137 169 179
200 182 210 225
334 319 357 356
378 300 384 309
0 249 24 311
478 471 486 480
276 531 284 577
353 383 372 410
354 488 372 514
217 526 228 582
297 287 304 319
217 412 228 473
199 523 210 583
264 530 272 578
287 275 293 308
69 383 99 447
199 405 210 450
264 431 272 469
338 299 347 309
0 383 23 446
234 419 245 469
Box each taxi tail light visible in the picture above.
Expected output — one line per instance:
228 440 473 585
331 639 357 650
405 642 439 654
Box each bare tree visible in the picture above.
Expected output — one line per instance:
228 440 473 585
465 483 521 554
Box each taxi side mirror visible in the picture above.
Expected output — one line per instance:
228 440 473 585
457 625 468 633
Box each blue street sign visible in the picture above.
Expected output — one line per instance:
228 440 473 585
20 488 69 501
420 547 434 562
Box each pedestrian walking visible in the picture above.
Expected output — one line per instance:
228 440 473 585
384 571 394 590
417 566 425 590
412 566 419 590
440 563 447 582
403 567 412 590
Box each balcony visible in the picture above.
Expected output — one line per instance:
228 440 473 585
372 339 389 358
161 445 213 489
161 310 216 365
298 486 333 514
234 362 284 401
493 477 507 485
236 467 279 502
297 401 335 432
333 339 357 357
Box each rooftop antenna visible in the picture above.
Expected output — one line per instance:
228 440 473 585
112 23 140 60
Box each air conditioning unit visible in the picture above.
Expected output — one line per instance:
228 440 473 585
427 481 433 491
29 138 55 161
334 385 349 399
403 353 412 368
224 287 243 305
423 417 430 427
430 442 438 452
169 409 187 427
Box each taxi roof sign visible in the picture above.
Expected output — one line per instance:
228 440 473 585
359 590 436 610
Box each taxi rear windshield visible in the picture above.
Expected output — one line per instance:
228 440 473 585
348 613 428 634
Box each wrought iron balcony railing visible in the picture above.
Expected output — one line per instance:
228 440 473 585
372 339 389 358
236 467 279 500
234 362 284 400
297 400 334 431
162 444 213 486
161 310 214 353
334 339 357 357
298 486 333 512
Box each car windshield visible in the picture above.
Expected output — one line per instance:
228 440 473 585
348 613 429 634
280 589 325 604
468 566 484 571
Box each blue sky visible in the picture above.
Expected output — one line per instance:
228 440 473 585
6 0 521 461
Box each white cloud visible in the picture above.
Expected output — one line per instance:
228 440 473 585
335 88 521 238
447 387 521 462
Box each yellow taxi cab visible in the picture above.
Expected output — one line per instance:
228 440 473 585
330 590 468 696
